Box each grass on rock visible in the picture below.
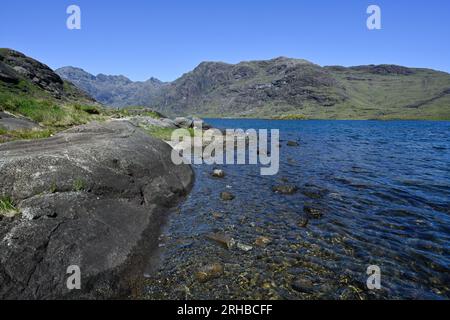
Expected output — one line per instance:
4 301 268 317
73 178 86 192
0 197 19 218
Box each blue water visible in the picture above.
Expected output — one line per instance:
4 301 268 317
146 120 450 300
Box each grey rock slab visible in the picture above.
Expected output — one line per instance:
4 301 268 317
0 118 41 131
0 120 194 299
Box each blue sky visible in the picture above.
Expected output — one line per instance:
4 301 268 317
1 0 449 81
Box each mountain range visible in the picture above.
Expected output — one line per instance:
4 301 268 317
56 58 450 120
55 66 165 108
1 51 447 120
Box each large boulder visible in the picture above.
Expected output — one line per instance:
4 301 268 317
174 117 194 128
0 121 194 299
174 116 212 130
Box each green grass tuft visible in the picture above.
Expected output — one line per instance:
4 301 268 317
0 197 19 217
114 107 162 119
74 104 101 115
73 178 86 192
0 128 54 142
49 182 58 194
142 125 195 141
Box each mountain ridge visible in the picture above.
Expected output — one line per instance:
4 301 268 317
56 66 165 108
57 57 450 120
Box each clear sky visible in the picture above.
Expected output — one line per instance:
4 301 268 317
1 0 449 81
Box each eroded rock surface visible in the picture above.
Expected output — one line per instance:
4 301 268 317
0 117 41 131
0 121 194 299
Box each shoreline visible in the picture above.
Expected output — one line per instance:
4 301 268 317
140 118 450 300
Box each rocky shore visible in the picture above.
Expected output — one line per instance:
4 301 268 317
0 120 194 299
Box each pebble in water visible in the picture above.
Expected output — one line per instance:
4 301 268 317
292 279 315 293
220 192 235 201
195 263 224 283
237 242 253 252
298 217 309 228
206 233 236 250
212 169 225 178
255 236 272 247
212 212 224 219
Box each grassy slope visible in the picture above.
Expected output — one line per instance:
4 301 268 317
0 79 107 142
246 69 450 120
328 68 450 120
157 60 450 120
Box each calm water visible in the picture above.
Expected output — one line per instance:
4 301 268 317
144 120 450 300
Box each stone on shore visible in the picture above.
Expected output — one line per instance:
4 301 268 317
174 117 194 129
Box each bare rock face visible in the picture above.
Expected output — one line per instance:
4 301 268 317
127 116 178 129
0 121 194 299
0 60 20 84
0 118 41 131
0 111 41 131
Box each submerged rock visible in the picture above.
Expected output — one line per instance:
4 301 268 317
237 242 253 252
255 236 272 247
0 121 194 299
206 233 236 250
303 205 324 219
298 217 309 228
292 279 315 293
212 212 224 219
220 192 235 201
272 185 298 195
195 263 224 283
300 184 329 199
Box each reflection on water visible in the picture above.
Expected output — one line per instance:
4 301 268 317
144 120 450 300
